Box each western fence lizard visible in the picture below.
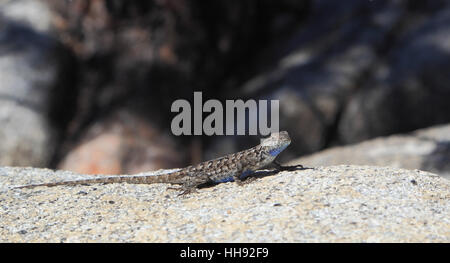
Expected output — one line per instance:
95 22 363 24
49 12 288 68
15 131 305 195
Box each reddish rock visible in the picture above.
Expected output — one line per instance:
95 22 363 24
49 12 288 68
59 110 185 175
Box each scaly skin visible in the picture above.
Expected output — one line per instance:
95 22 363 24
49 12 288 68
15 131 304 194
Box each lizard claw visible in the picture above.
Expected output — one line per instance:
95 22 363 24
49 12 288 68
177 187 197 196
166 186 196 196
167 186 194 196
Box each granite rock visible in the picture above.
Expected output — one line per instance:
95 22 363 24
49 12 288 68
0 1 77 167
293 124 450 179
0 165 448 242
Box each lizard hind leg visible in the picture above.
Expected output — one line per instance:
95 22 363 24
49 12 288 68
166 183 199 196
177 186 198 196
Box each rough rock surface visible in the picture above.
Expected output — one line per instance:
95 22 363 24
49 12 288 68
293 124 450 179
0 165 448 242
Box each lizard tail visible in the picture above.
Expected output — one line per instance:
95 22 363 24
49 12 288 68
14 172 183 189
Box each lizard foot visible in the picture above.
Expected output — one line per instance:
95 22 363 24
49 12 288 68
235 176 257 186
178 187 198 196
273 161 308 171
166 186 193 196
167 186 198 196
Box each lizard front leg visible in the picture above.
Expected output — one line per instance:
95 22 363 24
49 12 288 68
233 162 258 185
272 160 306 171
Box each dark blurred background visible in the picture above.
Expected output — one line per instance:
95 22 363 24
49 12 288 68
0 0 449 176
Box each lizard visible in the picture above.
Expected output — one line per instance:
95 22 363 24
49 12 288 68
14 131 305 195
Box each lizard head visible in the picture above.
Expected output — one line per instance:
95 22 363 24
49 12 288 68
260 131 291 157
